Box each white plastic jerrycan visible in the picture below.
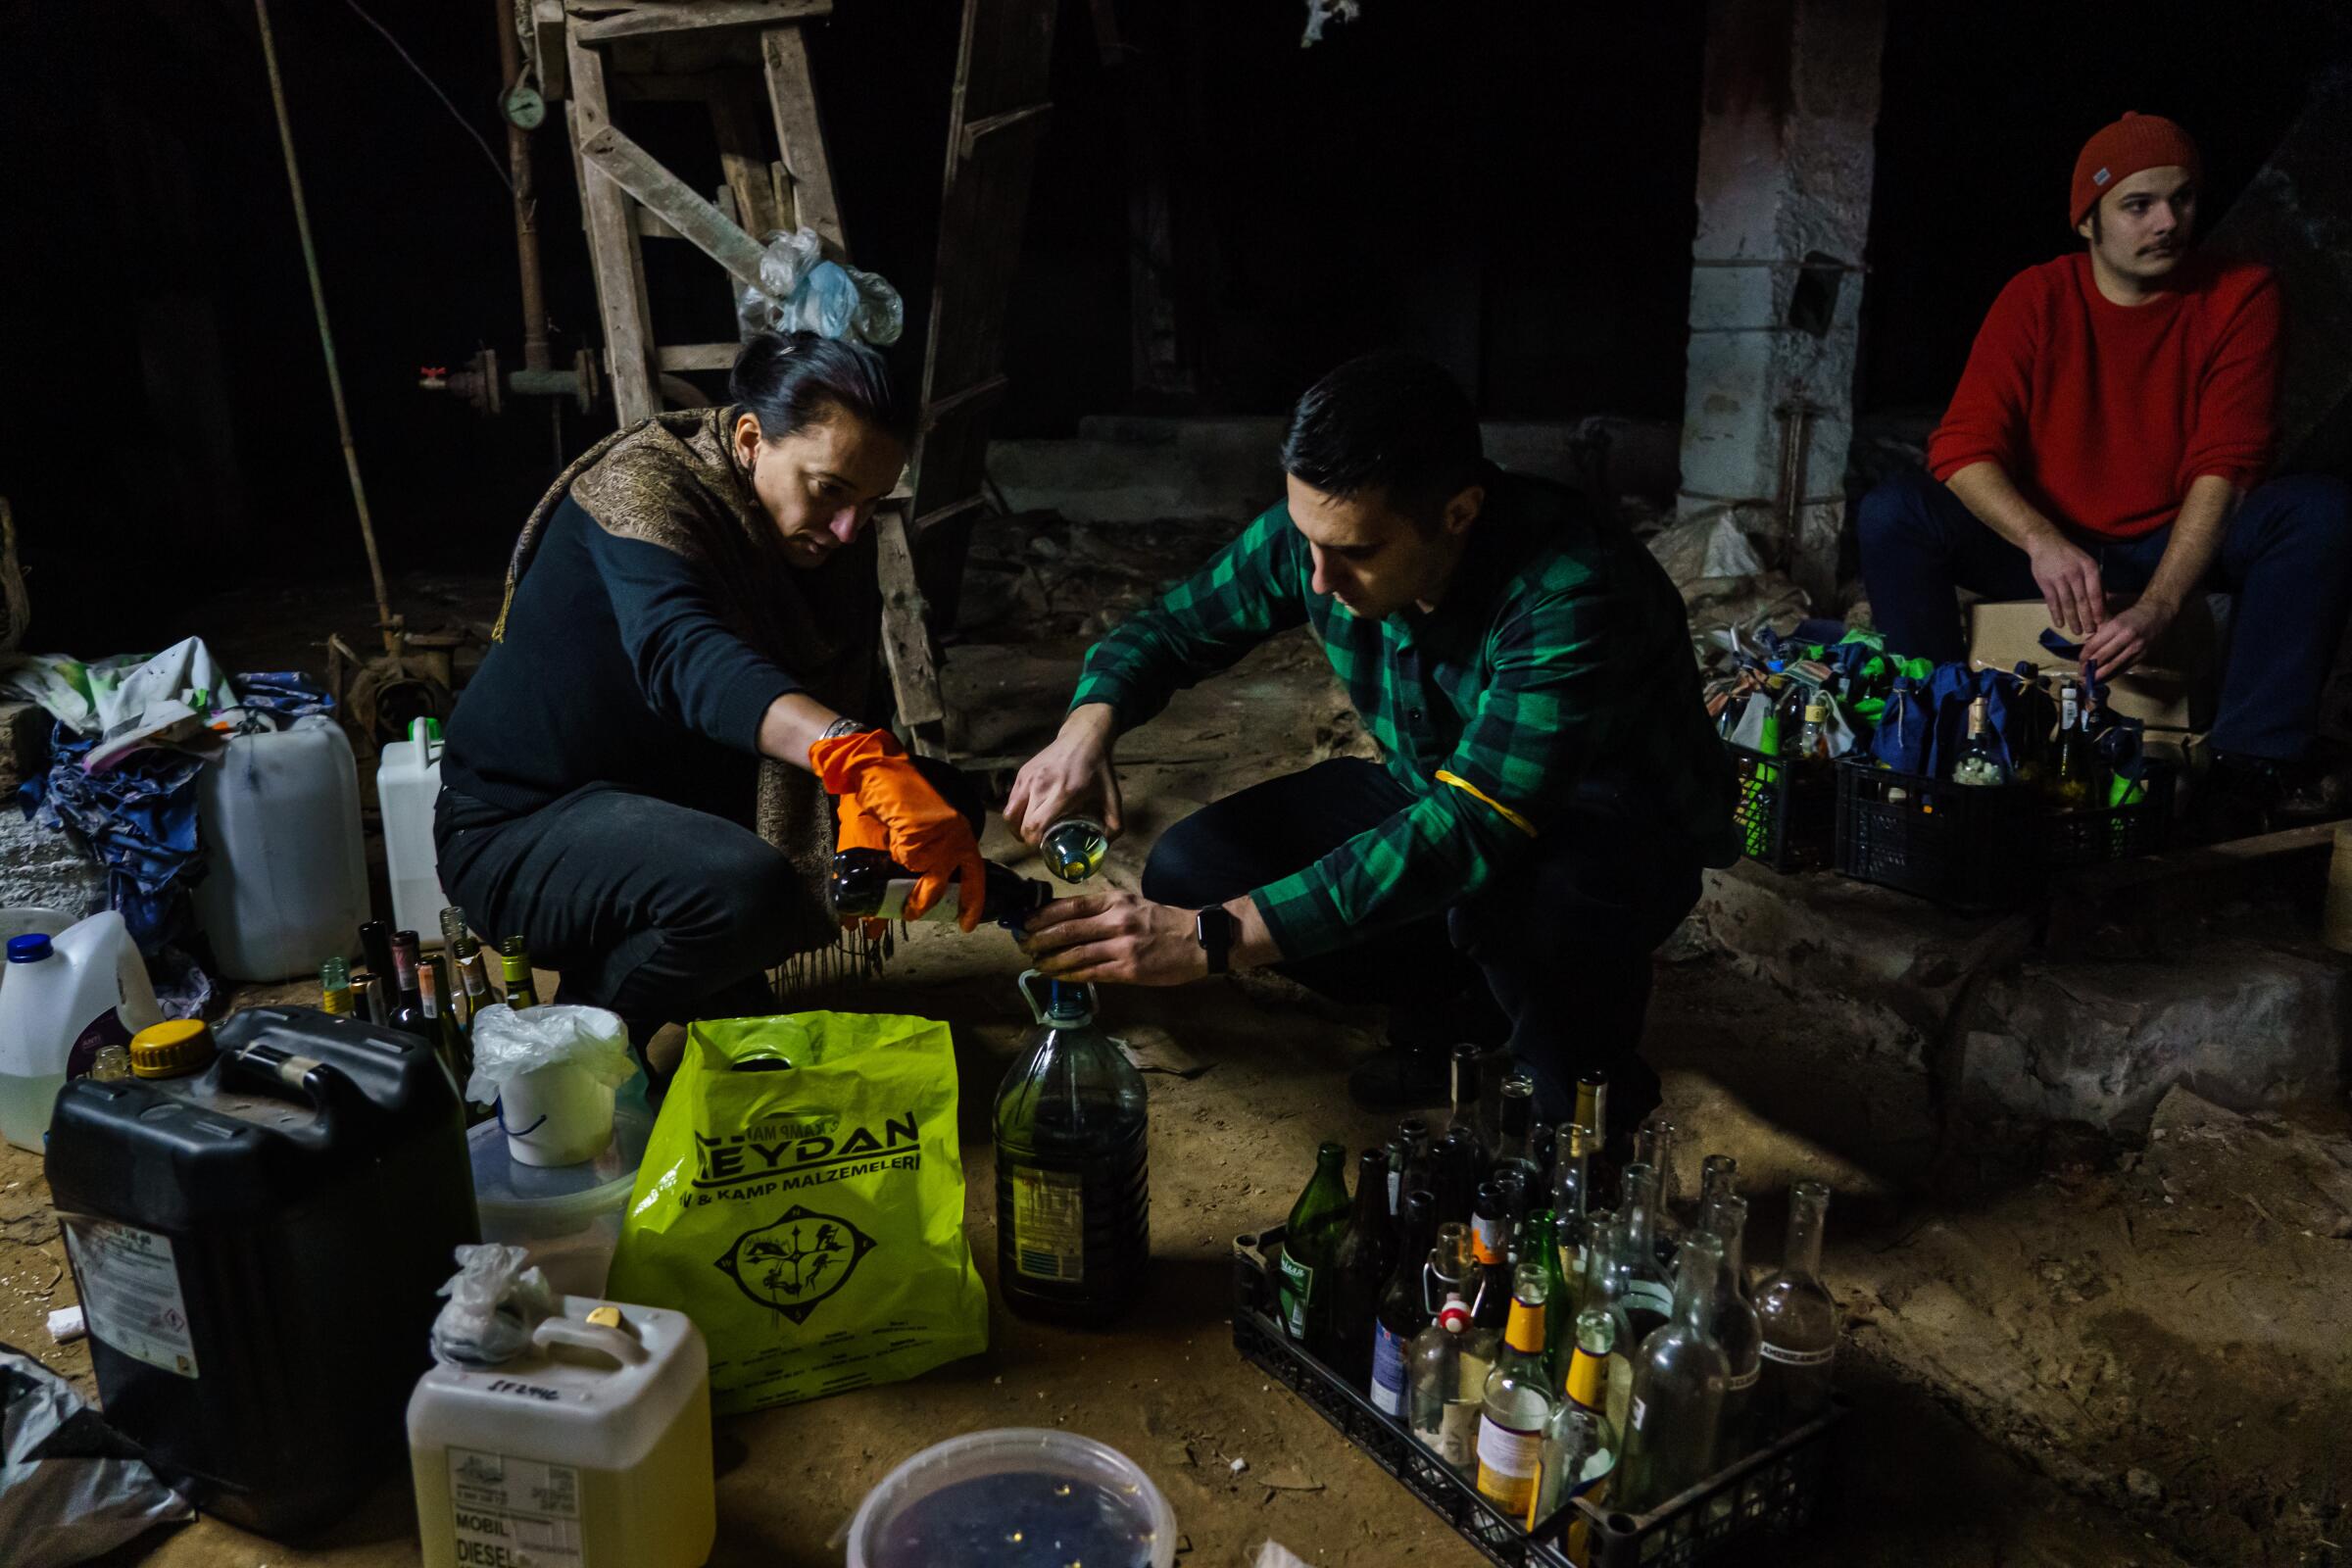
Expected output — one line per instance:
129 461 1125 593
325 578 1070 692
409 1293 714 1568
192 714 369 981
0 909 162 1152
380 717 450 945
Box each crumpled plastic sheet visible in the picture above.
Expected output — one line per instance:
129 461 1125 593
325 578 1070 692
0 1349 191 1568
465 1002 635 1104
430 1244 558 1368
734 226 905 346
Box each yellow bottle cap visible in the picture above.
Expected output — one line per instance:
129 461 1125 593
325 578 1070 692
130 1018 217 1079
585 1305 625 1330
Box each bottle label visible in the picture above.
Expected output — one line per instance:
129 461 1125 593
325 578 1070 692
1471 1214 1506 1266
1475 1415 1543 1513
446 1447 583 1568
1557 1243 1583 1287
1277 1253 1316 1340
1387 1169 1401 1214
1760 1342 1835 1367
62 1219 198 1379
1009 1166 1086 1282
1627 1279 1675 1317
1727 1366 1760 1392
1630 1396 1648 1432
1370 1324 1409 1415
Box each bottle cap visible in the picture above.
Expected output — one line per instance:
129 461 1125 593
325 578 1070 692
412 716 443 743
1437 1298 1471 1333
7 934 52 962
130 1018 217 1079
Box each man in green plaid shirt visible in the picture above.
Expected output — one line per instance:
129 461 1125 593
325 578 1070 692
1012 354 1736 1126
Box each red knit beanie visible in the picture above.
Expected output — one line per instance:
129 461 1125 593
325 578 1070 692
2071 112 2202 225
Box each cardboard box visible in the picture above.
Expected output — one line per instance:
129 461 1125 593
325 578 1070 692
1966 597 2220 734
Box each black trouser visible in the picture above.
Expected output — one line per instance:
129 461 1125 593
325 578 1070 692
1140 757 1704 1129
434 761 981 1040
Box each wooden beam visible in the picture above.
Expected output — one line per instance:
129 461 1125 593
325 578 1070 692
709 71 787 239
657 343 741 371
565 32 657 422
568 0 832 45
578 121 767 289
760 24 848 256
873 504 948 738
920 373 1008 430
532 0 568 98
957 102 1051 161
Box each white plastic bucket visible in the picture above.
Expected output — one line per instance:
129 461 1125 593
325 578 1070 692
499 1061 617 1167
844 1428 1177 1568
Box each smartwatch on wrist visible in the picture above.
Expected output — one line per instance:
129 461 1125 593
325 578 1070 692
1195 906 1238 975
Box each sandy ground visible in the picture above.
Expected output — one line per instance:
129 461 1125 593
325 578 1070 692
6 518 2344 1566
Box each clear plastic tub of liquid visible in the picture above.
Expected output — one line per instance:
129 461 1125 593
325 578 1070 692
467 1085 653 1297
843 1428 1177 1568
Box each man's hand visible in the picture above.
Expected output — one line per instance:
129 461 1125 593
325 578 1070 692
2029 535 2107 637
1020 889 1205 986
2076 596 2175 680
1005 704 1123 847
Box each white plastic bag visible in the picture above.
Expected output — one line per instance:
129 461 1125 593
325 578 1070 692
465 1003 634 1103
429 1244 557 1367
734 227 905 347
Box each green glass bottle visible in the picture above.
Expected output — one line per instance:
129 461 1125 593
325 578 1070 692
1280 1142 1352 1355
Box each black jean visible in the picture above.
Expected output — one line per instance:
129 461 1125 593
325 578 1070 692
1141 757 1704 1128
434 760 982 1038
1857 468 2352 760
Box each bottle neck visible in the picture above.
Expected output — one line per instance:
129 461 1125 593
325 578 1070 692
1503 1294 1547 1355
1621 1162 1657 1248
1352 1157 1390 1227
1673 1242 1720 1338
1784 1192 1828 1281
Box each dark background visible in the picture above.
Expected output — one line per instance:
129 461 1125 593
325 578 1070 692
3 0 2347 657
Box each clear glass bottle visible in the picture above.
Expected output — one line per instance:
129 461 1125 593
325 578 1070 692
1387 1115 1432 1221
1613 1161 1677 1342
1530 1404 1606 1535
1578 1211 1636 1439
1279 1141 1352 1352
1407 1224 1495 1474
1446 1044 1489 1167
1492 1071 1541 1190
1551 1124 1592 1319
1557 1304 1622 1496
1701 1193 1763 1467
1952 696 2012 787
1697 1153 1739 1212
319 955 355 1017
1040 815 1110 883
995 972 1150 1326
2046 681 2094 808
1617 1231 1731 1513
1573 1069 1608 1151
1753 1180 1838 1431
1634 1118 1686 1263
1473 1264 1555 1520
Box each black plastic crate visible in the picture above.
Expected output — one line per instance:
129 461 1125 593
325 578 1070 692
1833 759 2045 909
1728 743 1837 873
2042 760 2177 871
1232 1226 1843 1568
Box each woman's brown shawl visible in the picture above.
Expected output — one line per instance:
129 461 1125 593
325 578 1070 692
493 406 877 964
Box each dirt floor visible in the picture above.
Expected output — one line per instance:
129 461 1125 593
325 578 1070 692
6 514 2347 1566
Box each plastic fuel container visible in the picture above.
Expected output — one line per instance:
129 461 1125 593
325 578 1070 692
192 714 369 980
409 1295 713 1568
45 1004 479 1539
380 717 451 944
993 970 1150 1325
0 909 162 1152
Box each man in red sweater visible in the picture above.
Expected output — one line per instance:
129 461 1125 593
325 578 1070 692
1860 112 2351 808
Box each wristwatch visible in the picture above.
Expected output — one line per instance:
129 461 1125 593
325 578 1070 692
1195 906 1238 975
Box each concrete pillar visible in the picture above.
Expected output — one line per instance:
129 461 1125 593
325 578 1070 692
1674 0 1884 609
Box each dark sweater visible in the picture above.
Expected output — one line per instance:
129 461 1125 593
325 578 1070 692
442 495 798 825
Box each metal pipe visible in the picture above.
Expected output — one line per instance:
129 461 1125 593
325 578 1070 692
255 0 400 658
493 0 550 371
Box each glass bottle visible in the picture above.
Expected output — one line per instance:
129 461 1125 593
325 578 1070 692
1551 1124 1593 1319
1617 1231 1731 1513
1387 1115 1432 1224
1039 815 1110 883
1753 1180 1838 1431
1408 1224 1495 1473
1792 695 1832 770
1468 1181 1512 1333
436 907 472 1029
1559 1298 1623 1491
1519 1208 1570 1387
827 847 1053 929
1573 1068 1608 1151
1473 1264 1555 1520
387 931 432 1042
2046 681 2094 808
453 935 494 1021
1952 696 2011 787
1279 1142 1352 1352
1614 1162 1677 1342
498 936 539 1010
1578 1212 1636 1439
1634 1118 1685 1264
358 919 394 1007
417 956 470 1087
1753 674 1789 758
1330 1148 1397 1386
1446 1044 1489 1167
1701 1194 1763 1467
995 972 1150 1326
1697 1153 1739 1211
319 955 354 1017
1530 1404 1605 1536
1370 1191 1439 1418
1492 1072 1541 1191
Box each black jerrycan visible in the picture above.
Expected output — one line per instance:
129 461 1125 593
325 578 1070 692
46 1004 479 1539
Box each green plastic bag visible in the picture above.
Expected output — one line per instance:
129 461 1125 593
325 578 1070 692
608 1010 987 1415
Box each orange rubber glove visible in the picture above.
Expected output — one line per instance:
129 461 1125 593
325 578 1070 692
809 729 987 931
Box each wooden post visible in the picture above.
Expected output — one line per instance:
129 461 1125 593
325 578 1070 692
566 28 659 422
761 25 848 255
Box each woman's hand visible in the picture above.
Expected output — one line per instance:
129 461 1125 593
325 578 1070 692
1005 704 1123 847
809 730 987 930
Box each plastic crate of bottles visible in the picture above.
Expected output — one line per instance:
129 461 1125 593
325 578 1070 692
1230 1226 1843 1568
1833 758 2046 910
1726 742 1837 874
2041 759 2177 872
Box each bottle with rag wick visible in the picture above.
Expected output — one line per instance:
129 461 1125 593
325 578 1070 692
993 970 1150 1325
828 849 1052 931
